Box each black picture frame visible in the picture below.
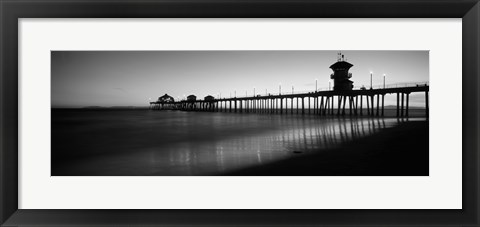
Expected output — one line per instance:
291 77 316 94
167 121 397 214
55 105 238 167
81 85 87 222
1 0 479 226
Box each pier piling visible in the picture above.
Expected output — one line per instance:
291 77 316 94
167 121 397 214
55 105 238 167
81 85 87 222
151 85 428 118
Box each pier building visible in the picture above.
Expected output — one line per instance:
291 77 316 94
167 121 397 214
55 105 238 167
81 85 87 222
330 53 354 91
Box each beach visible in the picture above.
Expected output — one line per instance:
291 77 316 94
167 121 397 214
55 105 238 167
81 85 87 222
52 109 428 176
227 120 428 176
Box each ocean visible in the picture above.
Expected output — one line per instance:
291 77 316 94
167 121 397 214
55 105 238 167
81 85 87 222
52 109 427 176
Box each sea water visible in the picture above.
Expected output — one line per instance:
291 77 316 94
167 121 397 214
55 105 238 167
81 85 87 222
52 109 425 176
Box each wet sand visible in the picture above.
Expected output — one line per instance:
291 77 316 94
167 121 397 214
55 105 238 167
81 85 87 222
226 121 428 176
52 109 428 176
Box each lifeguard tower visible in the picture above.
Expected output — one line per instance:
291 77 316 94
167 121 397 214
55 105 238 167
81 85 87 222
330 53 354 91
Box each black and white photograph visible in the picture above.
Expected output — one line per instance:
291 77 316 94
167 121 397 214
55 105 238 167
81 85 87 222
3 0 479 225
51 50 429 176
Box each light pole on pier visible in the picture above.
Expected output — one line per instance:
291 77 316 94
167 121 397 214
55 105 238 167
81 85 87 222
253 87 256 97
279 83 282 95
329 81 331 91
292 85 294 94
370 71 373 89
383 74 386 89
315 79 318 92
235 90 236 97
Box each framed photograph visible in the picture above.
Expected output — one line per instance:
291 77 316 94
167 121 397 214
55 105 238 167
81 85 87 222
1 0 479 226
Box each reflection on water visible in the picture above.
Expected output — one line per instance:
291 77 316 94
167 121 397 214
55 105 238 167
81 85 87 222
52 110 422 176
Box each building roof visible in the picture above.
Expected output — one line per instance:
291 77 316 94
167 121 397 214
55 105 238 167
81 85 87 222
329 61 353 70
160 93 172 98
158 94 174 102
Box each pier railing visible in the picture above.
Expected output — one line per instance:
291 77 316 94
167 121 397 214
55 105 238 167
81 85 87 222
206 81 430 100
359 81 429 90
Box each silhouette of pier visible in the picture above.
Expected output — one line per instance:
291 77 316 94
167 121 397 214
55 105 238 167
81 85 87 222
149 53 429 118
149 84 428 117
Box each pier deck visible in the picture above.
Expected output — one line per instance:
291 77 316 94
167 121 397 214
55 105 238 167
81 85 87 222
150 84 429 117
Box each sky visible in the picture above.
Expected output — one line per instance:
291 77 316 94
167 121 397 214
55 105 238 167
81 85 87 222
51 51 428 108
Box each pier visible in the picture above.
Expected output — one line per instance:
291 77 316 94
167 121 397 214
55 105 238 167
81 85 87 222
149 84 428 118
149 53 429 118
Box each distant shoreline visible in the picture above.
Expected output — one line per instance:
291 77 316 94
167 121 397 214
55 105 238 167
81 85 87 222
52 106 151 110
